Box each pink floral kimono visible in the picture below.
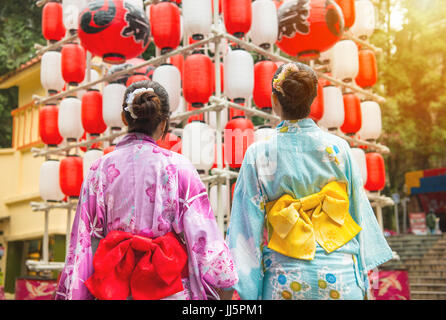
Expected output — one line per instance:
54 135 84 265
55 132 238 300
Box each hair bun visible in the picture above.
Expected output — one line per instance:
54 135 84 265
131 91 163 120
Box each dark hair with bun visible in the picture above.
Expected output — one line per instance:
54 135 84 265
271 62 318 120
123 80 170 138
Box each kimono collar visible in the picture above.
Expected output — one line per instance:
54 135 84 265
276 118 318 133
116 132 157 149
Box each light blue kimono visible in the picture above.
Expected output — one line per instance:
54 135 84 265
226 118 393 300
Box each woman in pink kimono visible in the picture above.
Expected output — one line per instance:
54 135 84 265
55 80 238 300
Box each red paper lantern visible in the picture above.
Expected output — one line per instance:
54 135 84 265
61 44 86 86
39 104 63 146
157 132 182 153
150 1 181 54
103 145 116 154
79 132 102 152
356 49 378 89
224 117 254 169
126 74 150 87
309 78 324 121
365 152 386 191
81 90 107 135
253 60 278 110
183 53 214 108
335 0 356 29
60 155 83 197
340 93 362 134
276 0 344 59
222 0 252 38
42 2 66 42
78 0 151 64
187 104 204 123
170 55 184 79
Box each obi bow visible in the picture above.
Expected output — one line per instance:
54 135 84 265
265 181 361 260
85 231 188 300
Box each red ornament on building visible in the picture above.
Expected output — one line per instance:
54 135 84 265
224 117 254 169
126 74 150 87
42 2 66 42
150 1 181 54
335 0 356 29
222 0 252 38
356 48 378 89
39 104 64 147
276 0 344 59
78 0 151 64
61 44 86 86
365 152 386 191
60 155 83 197
183 53 214 108
340 92 362 134
81 90 107 135
253 60 278 110
309 78 324 121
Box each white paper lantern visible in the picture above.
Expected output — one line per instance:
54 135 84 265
224 48 254 103
254 126 275 142
182 121 216 172
41 51 65 95
58 96 83 142
83 149 103 179
126 0 144 10
152 64 181 112
39 160 65 202
209 108 229 131
103 83 126 130
330 40 359 83
78 68 100 99
62 0 88 33
350 148 368 186
210 183 230 220
350 0 375 40
182 0 212 41
250 0 278 50
357 100 382 141
318 86 345 130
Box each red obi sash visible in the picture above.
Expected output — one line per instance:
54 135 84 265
85 231 188 300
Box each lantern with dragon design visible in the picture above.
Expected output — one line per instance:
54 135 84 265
78 0 151 64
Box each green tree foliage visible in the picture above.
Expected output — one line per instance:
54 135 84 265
0 0 44 148
372 0 446 194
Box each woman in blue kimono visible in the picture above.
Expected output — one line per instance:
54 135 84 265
226 63 393 300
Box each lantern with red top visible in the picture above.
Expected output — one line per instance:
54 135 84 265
334 0 356 29
184 52 214 108
60 155 83 198
42 1 66 43
356 48 378 89
81 89 107 136
39 104 64 147
276 0 344 60
224 116 254 169
365 152 386 192
253 59 278 112
340 92 362 135
157 132 182 153
309 78 324 121
150 1 181 54
78 0 151 64
222 0 252 39
61 43 86 86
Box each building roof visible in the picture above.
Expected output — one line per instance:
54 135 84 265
0 56 41 87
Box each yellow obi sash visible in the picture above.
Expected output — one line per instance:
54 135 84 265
265 181 362 260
